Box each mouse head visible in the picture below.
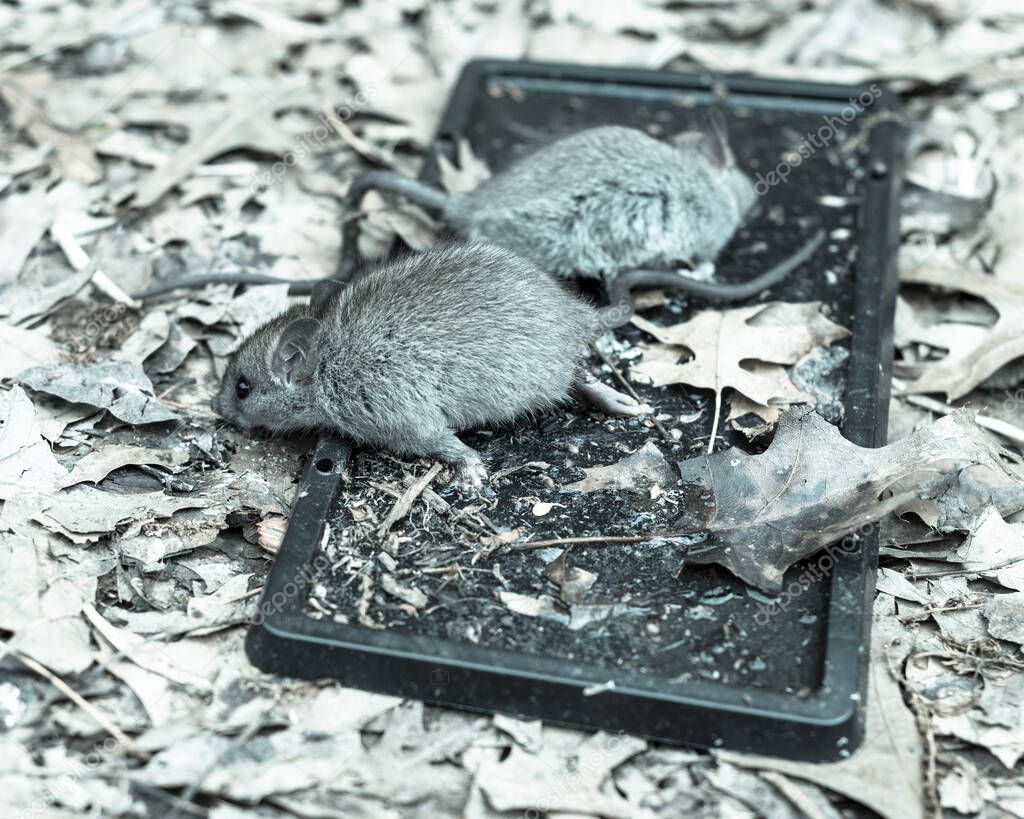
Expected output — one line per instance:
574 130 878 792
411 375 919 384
672 127 757 220
212 307 324 433
719 162 757 222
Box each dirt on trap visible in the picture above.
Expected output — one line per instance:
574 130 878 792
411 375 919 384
305 319 849 697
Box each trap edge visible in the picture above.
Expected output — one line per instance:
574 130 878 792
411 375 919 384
246 60 903 761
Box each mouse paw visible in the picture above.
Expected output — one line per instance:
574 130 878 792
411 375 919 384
456 457 488 491
603 392 653 417
579 380 653 417
690 260 715 281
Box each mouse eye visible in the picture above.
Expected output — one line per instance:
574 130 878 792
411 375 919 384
235 378 251 400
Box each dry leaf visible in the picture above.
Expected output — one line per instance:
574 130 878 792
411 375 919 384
934 704 1024 770
939 763 994 813
949 509 1024 590
675 407 1007 592
564 441 675 493
722 597 924 819
29 486 207 544
57 444 187 489
436 138 491 193
0 182 52 284
0 386 67 497
0 80 101 184
17 360 179 425
0 531 97 675
544 552 597 604
112 311 171 365
380 574 429 610
895 463 1024 535
901 257 1024 399
632 302 849 452
475 734 648 819
0 323 63 379
256 515 288 553
146 321 197 374
985 592 1024 646
497 591 568 624
727 393 782 440
128 98 295 208
2 268 94 325
876 567 929 604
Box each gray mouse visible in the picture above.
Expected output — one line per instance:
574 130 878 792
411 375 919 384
335 124 824 312
135 125 823 309
211 242 648 487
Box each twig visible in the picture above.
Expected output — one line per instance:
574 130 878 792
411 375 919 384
226 586 265 603
356 572 382 629
911 693 941 818
590 343 673 442
512 530 693 550
157 381 190 400
898 602 984 623
137 464 195 493
759 771 832 819
707 392 722 454
158 398 221 419
130 783 206 816
320 102 396 168
12 649 136 751
910 649 1024 672
475 511 502 535
50 221 139 308
377 463 442 537
903 394 1024 447
910 552 1024 579
490 460 551 482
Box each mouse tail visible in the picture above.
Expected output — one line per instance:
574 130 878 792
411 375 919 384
338 170 449 281
606 228 825 314
133 273 314 301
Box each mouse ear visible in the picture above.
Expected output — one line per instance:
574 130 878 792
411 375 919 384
672 128 732 168
707 110 735 168
309 278 344 312
273 317 322 385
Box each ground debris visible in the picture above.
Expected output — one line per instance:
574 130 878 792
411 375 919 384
2 1 1024 817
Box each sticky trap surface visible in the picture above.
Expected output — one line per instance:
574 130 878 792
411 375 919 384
247 60 902 761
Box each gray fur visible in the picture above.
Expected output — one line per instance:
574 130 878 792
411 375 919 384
140 126 786 306
212 243 623 484
443 125 757 280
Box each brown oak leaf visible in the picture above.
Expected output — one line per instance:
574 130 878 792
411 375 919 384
631 301 849 451
901 258 1024 399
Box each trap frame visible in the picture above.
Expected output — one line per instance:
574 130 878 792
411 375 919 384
247 59 902 761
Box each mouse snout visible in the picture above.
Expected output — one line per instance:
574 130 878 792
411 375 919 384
210 394 222 416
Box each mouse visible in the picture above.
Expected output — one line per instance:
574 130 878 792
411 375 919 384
134 125 824 313
336 124 824 311
211 242 649 488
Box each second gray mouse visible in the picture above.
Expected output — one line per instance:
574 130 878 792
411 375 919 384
337 124 824 312
136 125 823 307
212 242 648 487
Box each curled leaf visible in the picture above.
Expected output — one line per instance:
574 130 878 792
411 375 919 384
675 407 1008 592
